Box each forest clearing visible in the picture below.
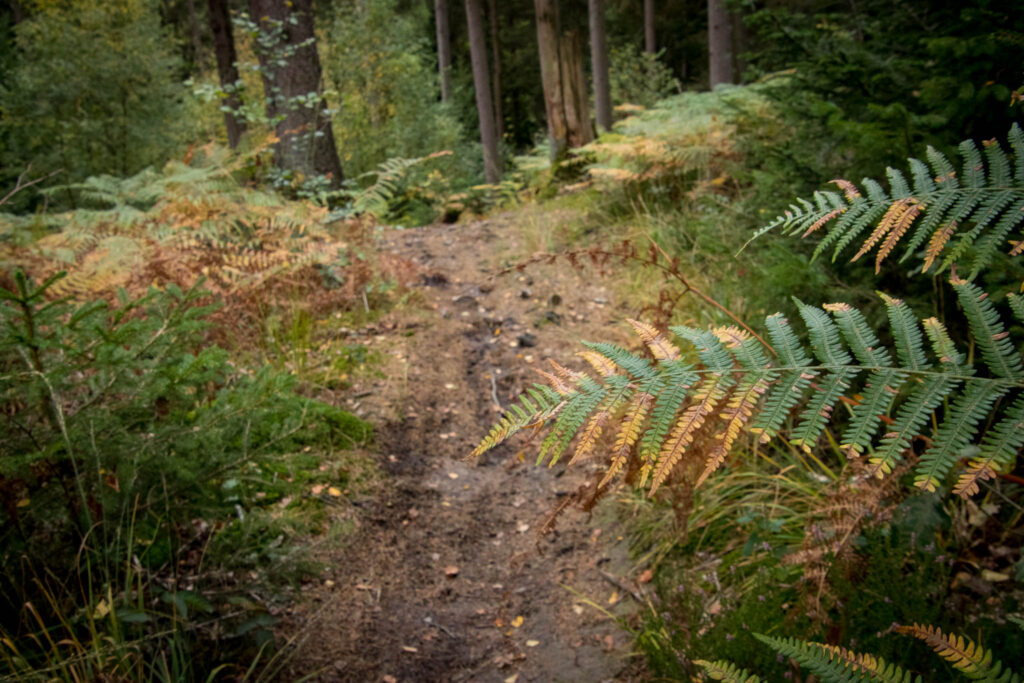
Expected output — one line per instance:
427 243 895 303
1 0 1023 680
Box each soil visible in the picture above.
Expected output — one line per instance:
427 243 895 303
279 214 650 682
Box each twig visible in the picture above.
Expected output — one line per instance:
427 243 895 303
597 568 645 604
0 166 62 208
489 372 502 411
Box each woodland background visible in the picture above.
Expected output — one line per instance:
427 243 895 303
1 0 1023 680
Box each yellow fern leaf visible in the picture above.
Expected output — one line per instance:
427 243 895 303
569 408 611 465
627 318 680 361
810 642 889 678
711 325 748 349
649 375 728 496
599 392 652 488
923 221 958 273
875 198 923 272
953 459 1000 498
578 350 618 377
895 624 991 675
852 197 917 264
697 379 769 487
534 368 575 396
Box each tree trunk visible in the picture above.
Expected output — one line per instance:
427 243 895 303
488 0 503 142
588 0 612 132
707 0 733 87
187 0 205 75
465 0 501 183
561 31 592 148
434 0 453 102
248 0 343 183
644 0 655 54
534 0 594 159
207 0 246 149
534 0 568 159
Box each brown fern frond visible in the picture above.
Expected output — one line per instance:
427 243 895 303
600 392 652 488
534 368 575 396
852 197 918 264
895 624 994 676
810 642 892 679
627 318 681 361
953 460 999 497
875 198 923 272
649 375 729 496
923 221 958 272
698 378 769 486
802 208 844 238
831 178 861 202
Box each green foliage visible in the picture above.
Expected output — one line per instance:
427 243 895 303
0 0 189 192
754 125 1024 279
0 272 370 678
608 45 681 109
472 282 1024 497
324 0 474 182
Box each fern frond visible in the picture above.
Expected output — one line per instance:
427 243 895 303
755 634 918 683
696 659 764 683
471 288 1024 498
895 624 1020 682
754 125 1024 277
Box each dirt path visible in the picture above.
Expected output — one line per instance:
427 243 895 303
281 215 646 682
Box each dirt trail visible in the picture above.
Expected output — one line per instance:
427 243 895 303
280 215 648 681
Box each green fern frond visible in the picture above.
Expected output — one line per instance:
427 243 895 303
754 634 919 683
751 124 1024 277
470 283 1024 498
896 624 1021 682
696 659 764 683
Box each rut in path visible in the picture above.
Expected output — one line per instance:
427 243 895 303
280 216 647 682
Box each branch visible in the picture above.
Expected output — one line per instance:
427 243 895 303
0 166 63 208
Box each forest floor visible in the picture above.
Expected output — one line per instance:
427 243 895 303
279 212 651 682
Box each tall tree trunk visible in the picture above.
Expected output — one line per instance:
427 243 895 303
207 0 246 149
248 0 343 183
187 0 205 75
488 0 503 142
562 31 592 147
465 0 501 183
644 0 655 54
534 0 568 159
588 0 612 132
434 0 453 103
707 0 733 87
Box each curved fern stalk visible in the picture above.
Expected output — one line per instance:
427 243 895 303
749 124 1024 278
896 624 1021 683
754 634 920 683
469 283 1024 499
696 659 764 683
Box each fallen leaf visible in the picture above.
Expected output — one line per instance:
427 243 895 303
382 676 398 683
448 472 459 479
327 486 342 497
16 498 30 508
401 645 418 653
572 605 584 615
638 569 654 583
607 591 619 604
504 675 519 683
494 617 503 627
311 484 325 495
511 615 524 628
444 565 459 578
525 639 540 647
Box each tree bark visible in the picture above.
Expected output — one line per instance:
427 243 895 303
248 0 343 182
588 0 612 132
187 0 205 76
644 0 655 54
465 0 501 183
534 0 593 159
534 0 567 158
707 0 733 87
434 0 453 103
207 0 246 149
488 0 503 142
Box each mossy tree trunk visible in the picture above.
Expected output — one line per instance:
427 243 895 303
435 0 453 103
707 0 733 87
534 0 593 160
644 0 655 54
248 0 344 183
